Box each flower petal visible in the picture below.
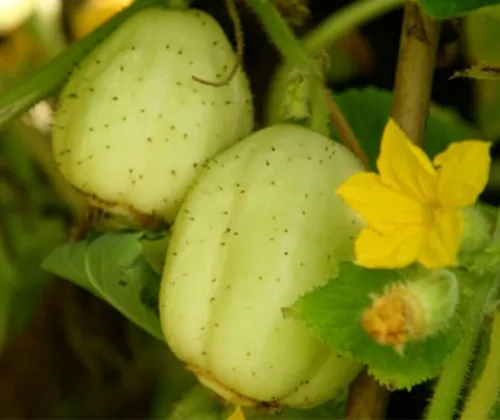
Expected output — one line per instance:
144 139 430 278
434 141 491 208
355 226 425 268
335 172 426 234
227 406 245 420
417 209 463 268
377 119 438 204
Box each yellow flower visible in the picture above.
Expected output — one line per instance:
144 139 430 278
335 118 491 269
71 0 134 40
227 406 245 420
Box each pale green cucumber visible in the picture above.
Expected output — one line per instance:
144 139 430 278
52 7 253 223
160 124 365 409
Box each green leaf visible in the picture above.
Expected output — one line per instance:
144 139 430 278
419 0 500 18
42 231 163 340
288 262 463 389
140 232 170 275
166 386 222 420
0 0 163 128
332 88 481 170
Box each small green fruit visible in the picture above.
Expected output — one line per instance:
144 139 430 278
160 124 364 409
52 7 253 223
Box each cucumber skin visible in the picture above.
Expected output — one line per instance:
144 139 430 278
53 8 253 222
160 124 365 409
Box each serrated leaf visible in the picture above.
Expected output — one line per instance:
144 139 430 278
0 0 163 128
42 231 163 340
288 262 463 389
333 88 481 170
419 0 500 18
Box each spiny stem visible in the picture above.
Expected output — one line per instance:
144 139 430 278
391 1 440 145
425 275 499 420
245 0 317 76
460 308 500 420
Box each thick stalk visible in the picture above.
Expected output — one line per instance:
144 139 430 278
460 309 500 420
391 2 440 145
425 275 499 420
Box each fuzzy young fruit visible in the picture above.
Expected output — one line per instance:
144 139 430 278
160 124 365 409
52 7 253 223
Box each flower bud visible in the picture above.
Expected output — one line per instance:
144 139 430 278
363 268 459 354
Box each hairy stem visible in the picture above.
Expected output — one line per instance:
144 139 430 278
460 309 500 420
391 2 440 145
425 275 499 420
309 78 330 136
247 0 367 163
245 0 318 76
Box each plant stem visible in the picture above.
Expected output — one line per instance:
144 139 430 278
309 77 330 136
247 0 367 164
425 274 499 420
303 0 404 54
245 0 318 76
0 0 164 128
467 320 492 392
460 309 500 420
325 92 369 168
391 2 440 145
345 370 389 419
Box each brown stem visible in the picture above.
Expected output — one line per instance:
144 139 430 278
390 1 440 146
325 89 369 168
345 6 440 418
345 370 390 419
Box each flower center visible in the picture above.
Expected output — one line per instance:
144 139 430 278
421 204 440 228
